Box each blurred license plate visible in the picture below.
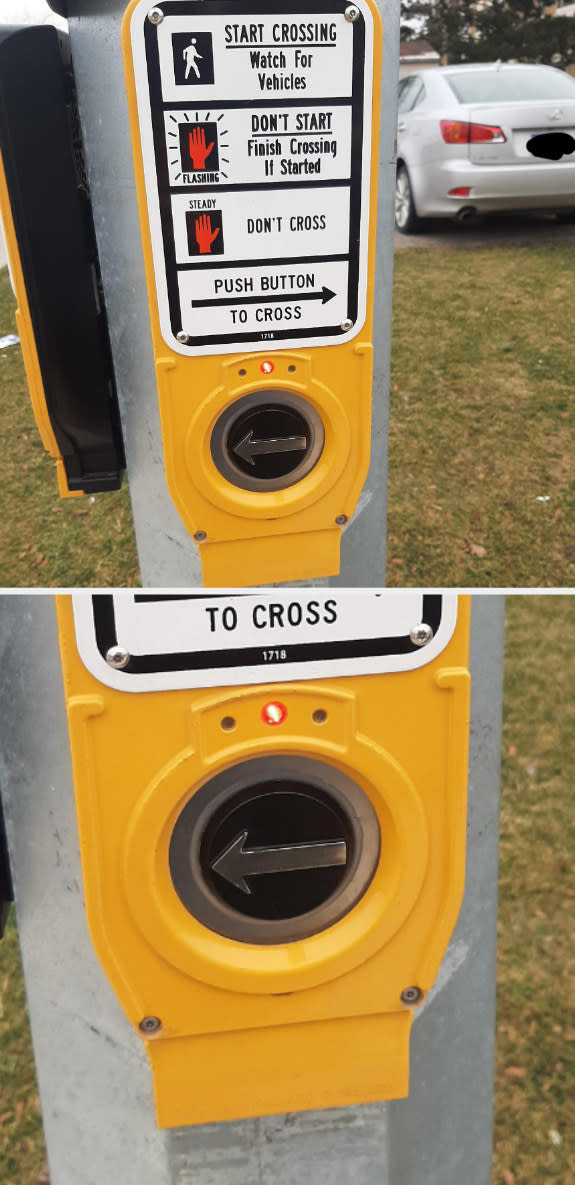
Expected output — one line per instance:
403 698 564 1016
516 128 575 158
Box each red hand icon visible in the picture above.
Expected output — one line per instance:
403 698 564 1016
195 214 220 255
188 126 215 170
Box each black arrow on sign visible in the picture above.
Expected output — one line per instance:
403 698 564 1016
233 430 307 466
192 286 336 309
211 830 347 894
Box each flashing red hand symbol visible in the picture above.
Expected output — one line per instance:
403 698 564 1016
188 126 215 170
195 214 220 254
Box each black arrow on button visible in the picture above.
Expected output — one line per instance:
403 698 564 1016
234 430 307 466
192 287 336 309
211 830 347 895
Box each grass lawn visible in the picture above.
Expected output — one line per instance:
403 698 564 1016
386 244 575 588
494 595 575 1185
3 245 575 587
0 595 574 1184
0 272 139 588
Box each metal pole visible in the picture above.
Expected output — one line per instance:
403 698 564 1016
0 596 171 1185
63 0 200 586
63 0 397 587
386 592 503 1185
0 593 502 1185
331 0 397 588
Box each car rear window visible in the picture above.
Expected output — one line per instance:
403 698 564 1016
446 68 575 104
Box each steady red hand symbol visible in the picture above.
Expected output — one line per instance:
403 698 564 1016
188 126 215 170
195 214 220 254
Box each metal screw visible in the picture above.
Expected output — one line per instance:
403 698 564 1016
176 330 190 344
345 4 360 20
410 623 434 647
335 514 348 526
105 645 130 670
139 1015 162 1033
401 986 423 1006
194 530 207 542
147 7 164 24
340 318 353 332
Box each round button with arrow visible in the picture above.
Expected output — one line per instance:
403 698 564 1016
168 756 381 944
211 390 325 492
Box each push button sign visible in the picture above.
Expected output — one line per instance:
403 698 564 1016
130 0 374 355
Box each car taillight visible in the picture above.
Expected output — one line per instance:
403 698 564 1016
440 120 506 144
469 123 506 143
441 120 469 143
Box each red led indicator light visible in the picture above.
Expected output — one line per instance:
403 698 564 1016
262 701 287 727
260 360 274 375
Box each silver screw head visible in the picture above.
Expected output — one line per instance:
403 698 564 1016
335 514 348 526
148 7 164 24
194 530 207 542
176 330 190 344
345 4 360 20
139 1015 162 1034
410 623 434 648
105 645 130 670
340 318 353 332
401 986 423 1006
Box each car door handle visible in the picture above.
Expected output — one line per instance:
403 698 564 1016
398 122 407 131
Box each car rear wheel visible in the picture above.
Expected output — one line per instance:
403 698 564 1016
395 165 424 234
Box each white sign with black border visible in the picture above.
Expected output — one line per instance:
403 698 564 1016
72 593 458 692
129 0 374 355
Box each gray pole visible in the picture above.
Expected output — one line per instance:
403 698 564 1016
0 593 503 1185
62 0 396 588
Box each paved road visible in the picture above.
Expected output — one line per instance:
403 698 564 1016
394 211 575 250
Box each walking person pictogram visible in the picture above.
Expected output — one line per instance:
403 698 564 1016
183 38 202 80
172 32 215 86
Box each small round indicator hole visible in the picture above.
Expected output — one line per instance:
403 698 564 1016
288 364 296 373
313 709 328 724
220 716 236 731
238 368 247 377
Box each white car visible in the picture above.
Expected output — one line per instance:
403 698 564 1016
395 62 575 232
